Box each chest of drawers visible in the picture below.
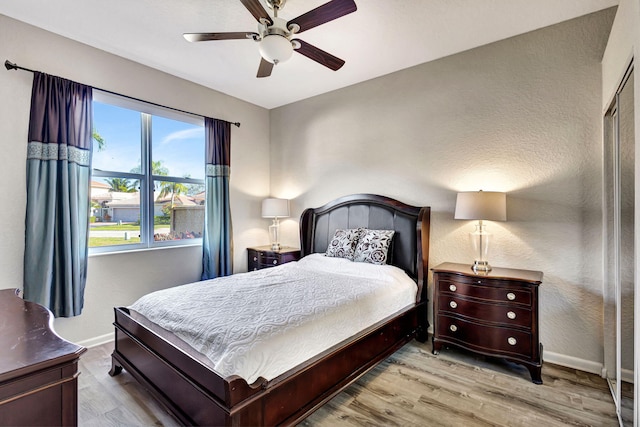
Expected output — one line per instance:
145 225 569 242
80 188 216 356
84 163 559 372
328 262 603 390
247 246 301 271
432 263 543 384
0 289 86 426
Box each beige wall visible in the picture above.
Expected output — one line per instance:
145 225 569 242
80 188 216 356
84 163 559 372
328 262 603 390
0 14 271 344
270 9 616 370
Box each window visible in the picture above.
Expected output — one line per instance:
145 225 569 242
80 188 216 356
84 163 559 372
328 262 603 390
90 91 205 253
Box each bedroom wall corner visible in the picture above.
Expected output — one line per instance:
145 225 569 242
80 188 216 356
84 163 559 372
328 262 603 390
0 14 271 344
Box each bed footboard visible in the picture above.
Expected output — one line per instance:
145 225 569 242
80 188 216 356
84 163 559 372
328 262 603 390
111 307 267 425
111 302 422 426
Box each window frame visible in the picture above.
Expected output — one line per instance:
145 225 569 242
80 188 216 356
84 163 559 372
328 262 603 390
90 90 205 255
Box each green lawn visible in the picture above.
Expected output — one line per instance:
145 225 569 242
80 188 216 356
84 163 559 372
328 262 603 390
89 236 141 247
90 224 141 231
89 221 173 247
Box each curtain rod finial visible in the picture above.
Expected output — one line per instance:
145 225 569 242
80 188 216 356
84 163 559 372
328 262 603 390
234 122 241 128
4 60 18 71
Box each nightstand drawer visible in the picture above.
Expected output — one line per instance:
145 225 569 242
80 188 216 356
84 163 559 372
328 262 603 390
262 255 281 267
437 314 533 359
438 297 532 328
278 252 300 264
438 275 532 306
248 251 260 271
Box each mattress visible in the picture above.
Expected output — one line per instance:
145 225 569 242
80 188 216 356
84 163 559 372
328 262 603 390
129 253 417 384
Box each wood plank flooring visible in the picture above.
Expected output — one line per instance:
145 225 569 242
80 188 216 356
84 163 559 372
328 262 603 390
78 340 620 426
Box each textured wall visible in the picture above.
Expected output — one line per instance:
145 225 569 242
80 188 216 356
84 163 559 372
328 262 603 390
0 14 271 344
270 10 616 366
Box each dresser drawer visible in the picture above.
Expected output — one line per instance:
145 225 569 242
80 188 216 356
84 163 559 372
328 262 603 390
437 314 533 359
438 296 532 329
438 275 531 306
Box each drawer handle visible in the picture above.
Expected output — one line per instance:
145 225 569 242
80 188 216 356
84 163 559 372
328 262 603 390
507 311 516 320
449 284 457 292
273 260 278 265
449 324 458 332
449 301 458 309
508 337 517 346
253 256 257 262
506 292 516 301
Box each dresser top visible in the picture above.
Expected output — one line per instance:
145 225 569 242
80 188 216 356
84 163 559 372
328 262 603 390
0 289 85 382
432 262 543 284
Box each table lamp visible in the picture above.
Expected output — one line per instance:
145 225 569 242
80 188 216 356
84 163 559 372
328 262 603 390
262 198 290 250
454 190 507 272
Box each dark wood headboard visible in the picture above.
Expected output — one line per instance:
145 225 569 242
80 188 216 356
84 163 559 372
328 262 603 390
299 194 431 303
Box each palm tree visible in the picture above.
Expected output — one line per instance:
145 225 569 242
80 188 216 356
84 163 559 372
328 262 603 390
158 181 188 209
130 160 169 189
93 129 105 151
105 178 135 193
151 160 169 177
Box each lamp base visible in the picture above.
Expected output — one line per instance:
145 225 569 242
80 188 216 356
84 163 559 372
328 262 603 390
268 221 281 252
472 260 492 273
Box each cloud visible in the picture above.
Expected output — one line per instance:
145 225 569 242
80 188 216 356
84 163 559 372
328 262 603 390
160 128 204 145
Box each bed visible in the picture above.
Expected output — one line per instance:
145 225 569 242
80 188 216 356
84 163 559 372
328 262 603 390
110 193 431 426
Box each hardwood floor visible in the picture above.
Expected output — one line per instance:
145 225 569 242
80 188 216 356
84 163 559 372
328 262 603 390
78 340 620 426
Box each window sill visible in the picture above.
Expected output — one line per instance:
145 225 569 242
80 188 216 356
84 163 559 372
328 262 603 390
89 242 202 258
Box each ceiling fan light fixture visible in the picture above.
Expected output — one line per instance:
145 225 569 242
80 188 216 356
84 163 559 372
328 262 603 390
259 34 293 65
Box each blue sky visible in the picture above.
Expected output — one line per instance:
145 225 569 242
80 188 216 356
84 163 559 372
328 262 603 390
93 101 205 179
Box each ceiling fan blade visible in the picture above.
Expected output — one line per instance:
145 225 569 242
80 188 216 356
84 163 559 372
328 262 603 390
293 39 345 71
183 32 258 42
257 58 274 78
287 0 357 34
240 0 272 24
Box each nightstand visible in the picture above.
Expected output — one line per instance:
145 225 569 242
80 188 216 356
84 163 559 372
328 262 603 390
247 246 301 271
432 262 543 384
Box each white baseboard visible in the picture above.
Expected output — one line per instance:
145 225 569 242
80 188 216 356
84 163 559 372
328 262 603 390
544 350 604 376
76 332 115 349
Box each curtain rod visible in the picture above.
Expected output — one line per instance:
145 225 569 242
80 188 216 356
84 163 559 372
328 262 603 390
4 60 241 128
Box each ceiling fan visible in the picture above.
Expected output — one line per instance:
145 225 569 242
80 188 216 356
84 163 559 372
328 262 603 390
183 0 357 78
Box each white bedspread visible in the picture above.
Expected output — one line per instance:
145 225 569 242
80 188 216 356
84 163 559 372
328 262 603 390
129 254 417 384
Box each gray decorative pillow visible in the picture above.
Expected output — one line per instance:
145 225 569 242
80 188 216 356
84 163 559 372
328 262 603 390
325 228 365 260
353 229 395 265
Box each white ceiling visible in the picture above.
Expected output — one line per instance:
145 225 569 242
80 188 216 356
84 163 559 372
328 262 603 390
1 0 618 109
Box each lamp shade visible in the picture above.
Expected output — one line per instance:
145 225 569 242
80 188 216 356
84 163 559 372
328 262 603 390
259 34 293 65
262 198 290 218
454 191 506 221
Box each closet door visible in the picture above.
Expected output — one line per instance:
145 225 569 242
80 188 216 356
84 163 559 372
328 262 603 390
604 66 634 426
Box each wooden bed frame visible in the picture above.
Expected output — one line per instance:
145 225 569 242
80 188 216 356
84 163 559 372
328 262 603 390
110 194 431 426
